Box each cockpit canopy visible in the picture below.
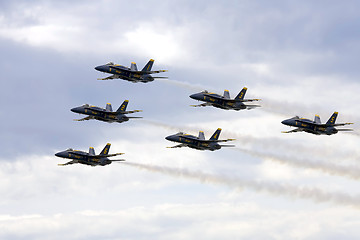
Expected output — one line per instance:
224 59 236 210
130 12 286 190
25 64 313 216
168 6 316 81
82 104 89 107
106 62 114 65
201 90 209 93
66 148 74 151
176 132 185 135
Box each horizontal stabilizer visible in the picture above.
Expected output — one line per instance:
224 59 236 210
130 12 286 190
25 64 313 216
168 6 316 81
336 129 353 131
110 159 126 162
210 138 236 143
219 145 235 147
123 110 142 114
140 70 168 74
246 104 261 109
240 99 261 102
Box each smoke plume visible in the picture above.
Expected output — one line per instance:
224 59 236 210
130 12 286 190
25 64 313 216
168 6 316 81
123 162 360 208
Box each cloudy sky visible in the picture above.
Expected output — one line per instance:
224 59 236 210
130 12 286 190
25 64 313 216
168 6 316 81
1 0 360 239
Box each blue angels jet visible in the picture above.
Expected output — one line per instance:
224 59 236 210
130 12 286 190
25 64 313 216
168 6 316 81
190 87 260 110
95 59 168 83
281 112 353 135
71 100 142 123
165 128 235 151
55 143 125 166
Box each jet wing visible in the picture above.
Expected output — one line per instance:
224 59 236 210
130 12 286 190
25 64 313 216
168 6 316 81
74 116 94 121
167 144 187 148
190 103 212 107
58 160 78 166
281 128 304 133
97 75 119 80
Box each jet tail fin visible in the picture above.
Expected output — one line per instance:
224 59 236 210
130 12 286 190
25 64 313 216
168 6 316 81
116 100 129 113
131 62 138 71
100 143 111 156
106 103 113 112
223 90 230 99
141 59 154 72
209 128 221 141
198 131 205 140
89 147 95 155
235 87 247 100
326 112 338 125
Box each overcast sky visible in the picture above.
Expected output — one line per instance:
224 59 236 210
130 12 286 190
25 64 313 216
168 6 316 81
1 1 360 239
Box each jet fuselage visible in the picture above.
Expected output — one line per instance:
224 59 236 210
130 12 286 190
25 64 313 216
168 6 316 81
281 117 338 135
165 134 221 151
190 92 246 110
55 150 112 166
95 64 154 82
71 105 129 123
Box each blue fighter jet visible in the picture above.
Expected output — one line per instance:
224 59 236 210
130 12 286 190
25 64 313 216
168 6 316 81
165 128 235 151
55 143 125 166
190 87 260 110
95 59 167 83
281 112 353 135
71 100 142 123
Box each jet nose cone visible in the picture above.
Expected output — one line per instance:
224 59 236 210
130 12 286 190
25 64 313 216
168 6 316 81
281 119 291 125
190 93 201 100
165 135 175 141
55 152 64 158
95 65 104 72
71 107 82 113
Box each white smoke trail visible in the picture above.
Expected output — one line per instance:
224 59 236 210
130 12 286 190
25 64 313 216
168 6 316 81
157 79 212 92
122 162 360 208
233 147 360 180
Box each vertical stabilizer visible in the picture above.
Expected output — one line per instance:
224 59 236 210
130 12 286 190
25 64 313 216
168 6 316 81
106 103 113 112
198 131 205 140
141 59 154 72
210 128 222 141
116 100 129 112
100 143 111 156
326 112 338 125
223 90 230 99
314 115 321 124
131 62 138 71
89 147 95 155
235 87 247 100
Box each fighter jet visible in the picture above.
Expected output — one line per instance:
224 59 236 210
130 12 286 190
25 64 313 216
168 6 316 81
165 128 235 151
95 59 168 83
71 100 142 123
55 143 125 166
190 87 260 110
281 112 353 135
